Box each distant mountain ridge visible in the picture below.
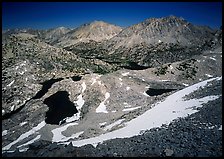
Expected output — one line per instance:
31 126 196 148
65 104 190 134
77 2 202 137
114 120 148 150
2 15 222 68
3 16 221 48
105 15 216 49
52 21 123 47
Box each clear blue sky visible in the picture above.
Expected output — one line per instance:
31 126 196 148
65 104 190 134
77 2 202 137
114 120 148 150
2 2 222 30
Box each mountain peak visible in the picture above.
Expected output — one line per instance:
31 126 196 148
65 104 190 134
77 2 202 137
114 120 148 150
108 15 215 48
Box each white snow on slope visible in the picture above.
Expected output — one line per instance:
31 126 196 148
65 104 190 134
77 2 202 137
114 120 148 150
99 122 107 126
142 92 149 97
20 122 28 127
124 102 132 108
122 72 129 76
7 80 15 87
103 119 125 131
52 122 79 142
218 125 222 131
58 131 84 142
210 57 216 61
68 82 86 123
61 77 221 147
205 74 213 77
11 106 15 111
2 130 8 136
96 92 110 113
3 121 46 151
126 86 130 91
122 106 141 112
91 78 97 85
17 135 41 148
182 83 189 86
81 82 86 93
74 94 85 110
18 148 29 152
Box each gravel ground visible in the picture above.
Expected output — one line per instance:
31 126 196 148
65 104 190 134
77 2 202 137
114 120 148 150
3 79 222 157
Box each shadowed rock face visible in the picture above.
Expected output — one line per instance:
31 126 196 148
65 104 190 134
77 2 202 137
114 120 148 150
146 88 176 96
43 91 78 125
32 78 63 99
71 75 82 81
122 62 149 70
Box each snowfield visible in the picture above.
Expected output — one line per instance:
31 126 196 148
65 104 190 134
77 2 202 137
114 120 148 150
2 76 222 153
96 92 110 113
63 76 221 147
2 121 46 151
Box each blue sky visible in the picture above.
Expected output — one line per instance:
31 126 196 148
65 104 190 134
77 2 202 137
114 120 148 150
2 2 222 30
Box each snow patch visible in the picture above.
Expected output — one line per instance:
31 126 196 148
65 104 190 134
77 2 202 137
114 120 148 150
103 119 125 131
182 83 189 86
20 122 28 126
126 87 130 91
207 126 215 129
17 135 41 148
96 92 110 113
142 92 149 97
11 106 15 111
124 102 132 108
81 82 86 93
142 79 145 81
69 94 85 122
52 122 79 142
205 74 213 77
2 130 8 136
3 121 46 151
122 106 141 112
91 78 97 85
7 80 15 87
74 94 85 110
99 122 107 126
122 72 129 76
218 125 222 130
119 78 122 81
58 131 84 142
19 148 29 152
161 80 170 82
209 57 216 61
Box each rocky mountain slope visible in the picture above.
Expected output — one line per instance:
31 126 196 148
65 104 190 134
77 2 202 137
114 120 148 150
2 15 222 157
2 33 119 118
53 21 123 47
63 16 221 68
106 15 215 48
38 27 71 45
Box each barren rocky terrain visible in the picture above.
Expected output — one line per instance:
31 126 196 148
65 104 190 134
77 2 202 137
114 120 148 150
2 16 222 157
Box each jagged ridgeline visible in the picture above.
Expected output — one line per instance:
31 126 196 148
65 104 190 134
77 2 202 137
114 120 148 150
3 16 222 73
